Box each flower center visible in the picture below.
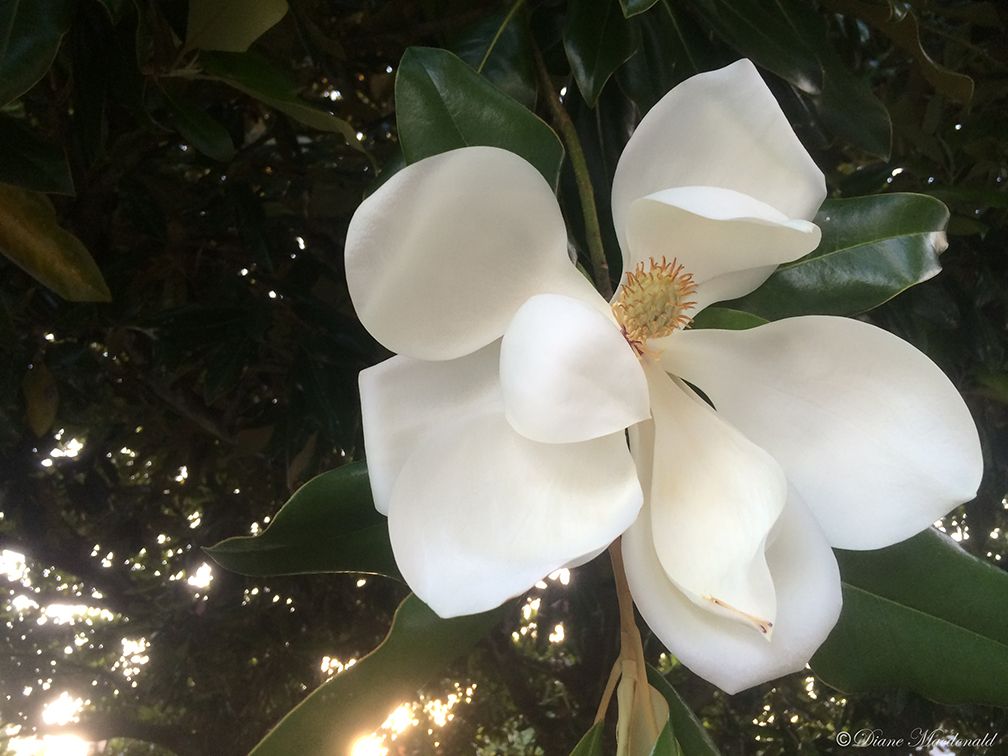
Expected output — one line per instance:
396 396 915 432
612 257 697 356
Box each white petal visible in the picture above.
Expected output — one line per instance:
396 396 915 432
387 412 642 617
501 294 649 443
346 146 594 361
662 316 983 549
359 344 501 515
623 187 821 311
643 364 785 633
623 490 842 694
612 59 825 266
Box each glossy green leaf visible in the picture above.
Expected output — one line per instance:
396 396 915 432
690 307 767 331
619 1 728 114
165 92 236 162
650 724 685 756
395 46 564 189
185 0 288 52
620 0 660 17
647 666 721 756
570 721 606 755
686 0 891 157
811 529 1008 706
251 595 503 755
202 52 361 147
451 5 537 109
0 0 74 106
205 463 400 579
685 0 821 94
564 0 639 107
726 193 948 320
0 184 110 301
0 115 74 194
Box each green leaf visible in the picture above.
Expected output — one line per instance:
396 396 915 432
830 0 973 103
620 0 660 17
0 184 111 302
619 1 728 114
206 463 399 579
202 52 362 147
0 115 74 194
250 594 503 755
685 0 821 94
0 0 74 106
811 529 1008 707
686 0 891 157
185 0 288 52
563 0 639 107
570 722 605 755
690 307 767 331
726 194 948 320
451 4 537 109
647 666 721 756
650 724 685 756
164 91 236 162
395 46 564 189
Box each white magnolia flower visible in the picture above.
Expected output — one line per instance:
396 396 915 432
345 60 982 693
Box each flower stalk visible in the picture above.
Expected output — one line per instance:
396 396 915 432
532 43 613 299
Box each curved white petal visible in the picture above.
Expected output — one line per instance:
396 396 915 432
623 187 821 311
612 59 825 267
623 490 842 694
387 413 642 617
359 344 501 515
346 146 593 361
662 317 983 549
501 294 649 443
643 364 785 633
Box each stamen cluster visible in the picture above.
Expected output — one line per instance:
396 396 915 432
612 257 697 355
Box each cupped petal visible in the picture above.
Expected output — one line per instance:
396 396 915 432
661 316 984 550
359 344 501 515
622 489 842 694
387 412 642 617
346 146 593 361
642 364 786 634
623 187 821 311
501 294 649 443
612 59 826 265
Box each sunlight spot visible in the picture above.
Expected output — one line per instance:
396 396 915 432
350 735 387 756
186 563 213 590
42 691 83 726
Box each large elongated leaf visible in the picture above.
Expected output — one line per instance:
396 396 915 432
725 193 948 320
811 529 1008 707
685 0 891 158
164 91 236 162
202 52 360 147
647 666 721 756
395 46 564 189
251 595 503 755
564 0 639 107
0 0 74 106
0 115 74 194
186 0 288 53
205 463 400 580
0 184 110 301
451 6 537 109
570 722 606 755
685 0 821 94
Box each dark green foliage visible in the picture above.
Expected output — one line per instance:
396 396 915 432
1 1 1006 754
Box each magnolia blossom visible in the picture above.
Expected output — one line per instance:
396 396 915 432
345 60 982 693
